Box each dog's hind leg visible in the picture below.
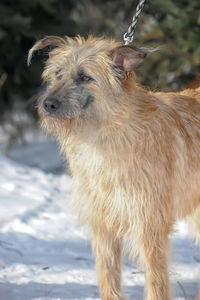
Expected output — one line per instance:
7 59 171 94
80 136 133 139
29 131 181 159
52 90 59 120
92 225 124 300
187 204 200 244
186 204 200 300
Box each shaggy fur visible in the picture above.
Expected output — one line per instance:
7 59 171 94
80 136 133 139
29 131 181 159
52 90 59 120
28 35 200 300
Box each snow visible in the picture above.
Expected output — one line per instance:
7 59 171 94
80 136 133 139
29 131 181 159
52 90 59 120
0 138 199 300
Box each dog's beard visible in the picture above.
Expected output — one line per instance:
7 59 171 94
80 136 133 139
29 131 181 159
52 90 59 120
38 107 74 137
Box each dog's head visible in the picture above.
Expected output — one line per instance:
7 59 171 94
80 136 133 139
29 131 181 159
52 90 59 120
28 35 147 137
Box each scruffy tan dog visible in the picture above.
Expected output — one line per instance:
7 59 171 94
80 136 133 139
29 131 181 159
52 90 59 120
28 35 200 300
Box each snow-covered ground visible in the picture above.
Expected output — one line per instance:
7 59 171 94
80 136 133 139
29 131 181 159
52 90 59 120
0 137 199 300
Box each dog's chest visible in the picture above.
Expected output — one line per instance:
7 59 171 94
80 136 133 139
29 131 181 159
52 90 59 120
67 143 135 229
68 143 112 183
67 141 140 200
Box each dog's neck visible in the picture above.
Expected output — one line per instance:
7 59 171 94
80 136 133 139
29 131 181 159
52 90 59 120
121 71 137 96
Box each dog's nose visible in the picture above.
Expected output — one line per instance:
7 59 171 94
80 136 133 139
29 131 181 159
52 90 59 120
43 97 61 113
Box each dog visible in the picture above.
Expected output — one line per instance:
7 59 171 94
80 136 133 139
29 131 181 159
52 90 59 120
28 35 200 300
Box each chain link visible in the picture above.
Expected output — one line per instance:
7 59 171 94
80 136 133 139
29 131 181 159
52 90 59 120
124 0 146 45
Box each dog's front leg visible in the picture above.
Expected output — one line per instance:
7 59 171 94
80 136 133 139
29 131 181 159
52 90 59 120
141 233 171 300
92 225 124 300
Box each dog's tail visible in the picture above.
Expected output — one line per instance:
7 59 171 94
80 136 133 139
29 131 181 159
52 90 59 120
186 75 200 89
180 76 200 99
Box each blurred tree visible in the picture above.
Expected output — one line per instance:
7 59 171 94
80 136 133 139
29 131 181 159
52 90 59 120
0 0 200 115
137 0 200 90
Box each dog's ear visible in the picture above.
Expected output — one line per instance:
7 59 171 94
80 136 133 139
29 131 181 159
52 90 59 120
27 36 66 66
112 45 147 72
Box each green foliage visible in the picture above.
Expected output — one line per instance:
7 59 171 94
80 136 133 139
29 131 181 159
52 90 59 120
137 0 200 90
0 0 200 114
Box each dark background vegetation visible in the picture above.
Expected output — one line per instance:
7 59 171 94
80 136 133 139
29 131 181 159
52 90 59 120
0 0 200 119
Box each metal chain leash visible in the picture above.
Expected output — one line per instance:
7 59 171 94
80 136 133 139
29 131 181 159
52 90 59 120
124 0 146 45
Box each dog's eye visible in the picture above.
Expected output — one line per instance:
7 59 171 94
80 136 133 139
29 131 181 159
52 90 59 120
79 73 92 83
